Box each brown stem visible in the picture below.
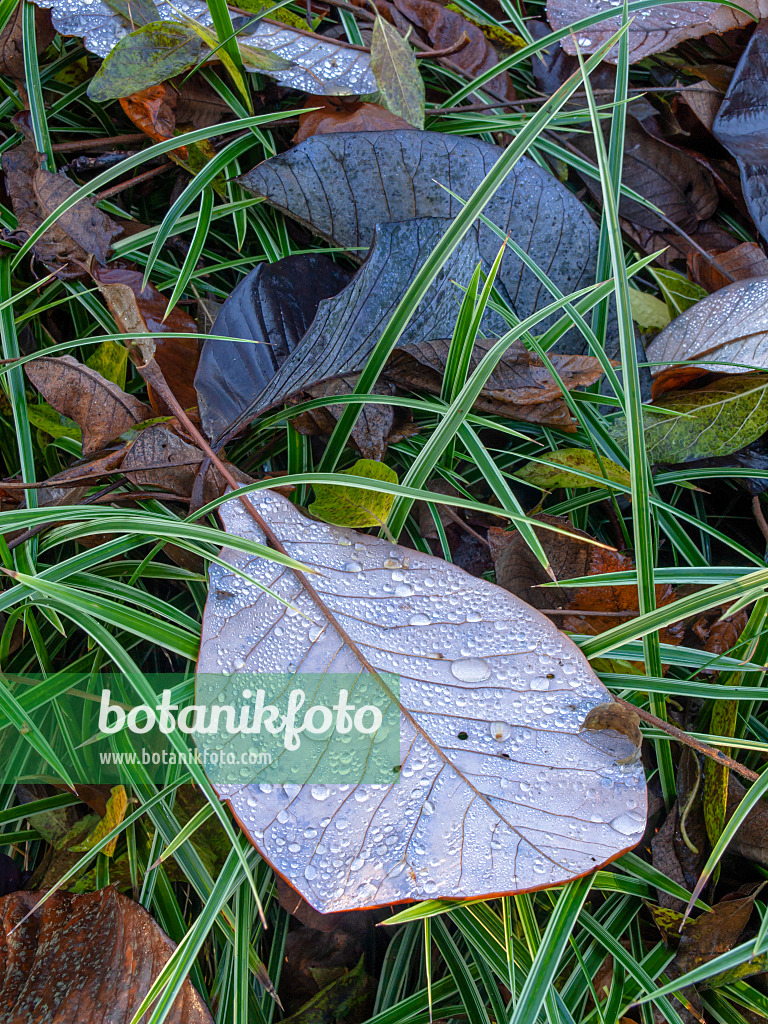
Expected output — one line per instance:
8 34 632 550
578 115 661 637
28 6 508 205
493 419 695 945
95 163 173 202
615 697 759 782
52 134 148 153
415 33 470 59
753 495 768 547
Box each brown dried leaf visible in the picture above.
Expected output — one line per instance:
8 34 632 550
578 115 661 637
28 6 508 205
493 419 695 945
727 775 768 867
546 0 768 64
676 81 723 132
582 702 642 764
0 4 54 79
119 82 179 146
490 513 685 644
294 97 411 143
25 355 152 456
0 887 214 1022
92 265 199 414
385 339 604 431
687 242 768 293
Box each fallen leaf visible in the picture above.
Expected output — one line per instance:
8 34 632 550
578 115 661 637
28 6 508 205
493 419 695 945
25 355 152 456
490 513 684 644
687 242 768 293
280 956 373 1024
69 784 127 857
629 287 671 330
218 219 507 436
104 0 159 27
2 133 122 278
0 887 214 1022
515 448 631 492
582 702 642 764
676 80 723 132
371 15 425 129
119 81 179 145
385 338 605 431
86 337 129 390
238 129 609 355
31 0 378 95
646 277 768 376
545 0 765 64
671 886 759 980
574 118 718 234
0 3 55 79
612 372 768 463
92 265 199 414
194 255 352 443
294 96 411 143
714 22 768 244
87 20 203 102
197 490 648 911
309 459 398 528
726 775 768 868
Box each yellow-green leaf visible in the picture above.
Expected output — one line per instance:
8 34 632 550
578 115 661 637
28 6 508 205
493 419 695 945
516 449 631 492
86 338 128 390
309 459 398 528
69 784 128 858
629 287 671 330
370 16 425 130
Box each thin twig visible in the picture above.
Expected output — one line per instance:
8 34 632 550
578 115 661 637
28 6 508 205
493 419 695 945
616 697 759 782
51 133 148 153
416 33 470 59
753 495 768 546
95 163 173 202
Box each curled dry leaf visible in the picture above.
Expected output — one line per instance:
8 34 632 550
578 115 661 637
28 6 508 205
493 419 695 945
194 255 352 443
582 702 642 765
197 490 647 912
646 276 768 375
214 219 507 439
490 513 685 645
294 97 411 143
714 22 768 245
385 338 605 431
545 0 766 64
2 133 122 279
239 130 609 354
0 886 214 1022
31 0 378 95
25 355 152 456
0 3 55 79
687 242 768 293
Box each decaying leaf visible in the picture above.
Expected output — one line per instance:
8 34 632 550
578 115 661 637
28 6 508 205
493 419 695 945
714 22 768 245
31 0 378 95
0 3 55 79
294 97 411 143
197 490 647 912
69 784 127 857
582 702 642 765
516 448 631 492
2 134 122 278
194 255 352 443
646 277 768 377
239 130 609 354
490 513 684 645
726 775 768 868
384 338 605 431
687 242 768 293
612 372 768 464
309 459 398 528
25 355 152 456
371 16 425 129
546 0 765 64
87 20 202 102
0 887 214 1022
217 219 507 438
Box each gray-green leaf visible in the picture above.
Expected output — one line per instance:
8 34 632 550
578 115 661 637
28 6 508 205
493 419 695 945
612 372 768 464
86 20 202 103
370 16 425 130
103 0 159 29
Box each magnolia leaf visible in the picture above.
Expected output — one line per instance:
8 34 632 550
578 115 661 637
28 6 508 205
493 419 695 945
217 219 507 438
646 277 768 377
0 888 214 1022
516 449 631 491
69 784 128 857
309 460 398 528
370 17 425 130
197 490 647 913
31 0 377 95
545 0 765 64
629 288 671 331
239 130 610 355
194 255 352 443
87 21 203 103
612 372 768 464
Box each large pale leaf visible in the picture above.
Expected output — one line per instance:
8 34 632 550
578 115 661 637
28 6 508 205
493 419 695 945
217 218 507 438
612 372 768 464
545 0 766 63
713 21 768 245
197 490 647 912
645 277 768 376
194 255 352 443
31 0 378 94
238 130 608 354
